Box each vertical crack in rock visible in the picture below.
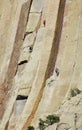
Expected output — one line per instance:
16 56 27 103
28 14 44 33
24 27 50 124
45 0 66 78
5 0 33 90
0 0 33 129
21 0 66 129
14 11 43 99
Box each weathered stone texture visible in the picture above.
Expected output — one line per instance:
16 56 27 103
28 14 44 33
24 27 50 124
0 0 82 130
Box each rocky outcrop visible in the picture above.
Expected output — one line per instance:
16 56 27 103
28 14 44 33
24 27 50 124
45 92 82 130
0 0 82 130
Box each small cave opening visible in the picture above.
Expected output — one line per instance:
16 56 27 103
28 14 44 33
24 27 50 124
7 95 28 129
15 60 28 75
16 95 28 100
11 95 28 118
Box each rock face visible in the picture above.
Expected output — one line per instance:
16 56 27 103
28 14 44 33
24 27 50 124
45 92 82 130
0 0 82 130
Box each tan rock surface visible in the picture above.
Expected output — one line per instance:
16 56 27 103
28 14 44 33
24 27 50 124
0 0 82 130
0 0 32 129
31 0 82 126
44 93 82 130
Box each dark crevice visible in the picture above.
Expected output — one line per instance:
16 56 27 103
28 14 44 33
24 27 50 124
14 65 18 76
22 0 66 129
5 1 32 90
18 60 28 65
43 20 46 27
2 0 33 129
45 0 66 78
16 95 28 100
23 31 33 40
5 120 9 130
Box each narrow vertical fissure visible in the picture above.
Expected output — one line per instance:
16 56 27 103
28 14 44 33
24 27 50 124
22 0 66 129
46 0 66 78
0 0 33 129
5 0 33 90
